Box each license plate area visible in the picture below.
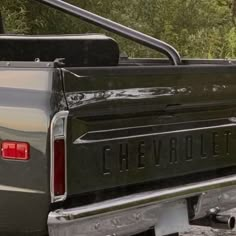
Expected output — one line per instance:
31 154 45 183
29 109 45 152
68 120 236 195
154 200 189 236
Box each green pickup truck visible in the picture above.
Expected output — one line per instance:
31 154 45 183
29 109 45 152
1 0 236 235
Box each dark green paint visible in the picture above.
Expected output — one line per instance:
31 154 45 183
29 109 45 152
0 65 66 235
1 61 236 235
63 65 236 196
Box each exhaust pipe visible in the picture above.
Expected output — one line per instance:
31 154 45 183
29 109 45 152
191 214 236 230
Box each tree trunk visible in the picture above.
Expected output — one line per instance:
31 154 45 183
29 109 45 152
233 0 236 15
0 12 4 34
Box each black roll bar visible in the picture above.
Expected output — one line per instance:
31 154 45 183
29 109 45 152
33 0 181 65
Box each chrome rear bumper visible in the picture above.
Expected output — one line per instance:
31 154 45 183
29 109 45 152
48 174 236 236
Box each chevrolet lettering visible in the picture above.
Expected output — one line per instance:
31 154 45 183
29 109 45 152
102 128 234 175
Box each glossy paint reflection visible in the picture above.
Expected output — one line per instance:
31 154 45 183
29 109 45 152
66 86 192 108
0 66 65 234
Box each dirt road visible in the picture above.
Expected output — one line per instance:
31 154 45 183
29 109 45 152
181 209 236 236
182 226 235 236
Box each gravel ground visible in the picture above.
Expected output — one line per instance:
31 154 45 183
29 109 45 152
181 210 236 236
181 227 235 236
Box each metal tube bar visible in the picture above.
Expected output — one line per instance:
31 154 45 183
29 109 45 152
33 0 181 65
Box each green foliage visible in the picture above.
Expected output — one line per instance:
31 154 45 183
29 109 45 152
1 0 236 59
1 0 29 33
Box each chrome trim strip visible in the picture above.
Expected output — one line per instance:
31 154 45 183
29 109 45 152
75 123 236 144
0 35 109 40
0 184 45 194
50 111 69 203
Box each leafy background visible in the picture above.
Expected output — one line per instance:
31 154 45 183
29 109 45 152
1 0 236 59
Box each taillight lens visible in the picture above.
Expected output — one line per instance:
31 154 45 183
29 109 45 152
54 139 66 196
51 111 68 202
1 141 30 160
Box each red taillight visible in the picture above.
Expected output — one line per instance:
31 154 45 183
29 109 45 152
51 111 68 202
54 139 66 196
1 141 30 160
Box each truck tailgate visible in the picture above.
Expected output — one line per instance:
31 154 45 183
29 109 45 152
62 65 236 196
